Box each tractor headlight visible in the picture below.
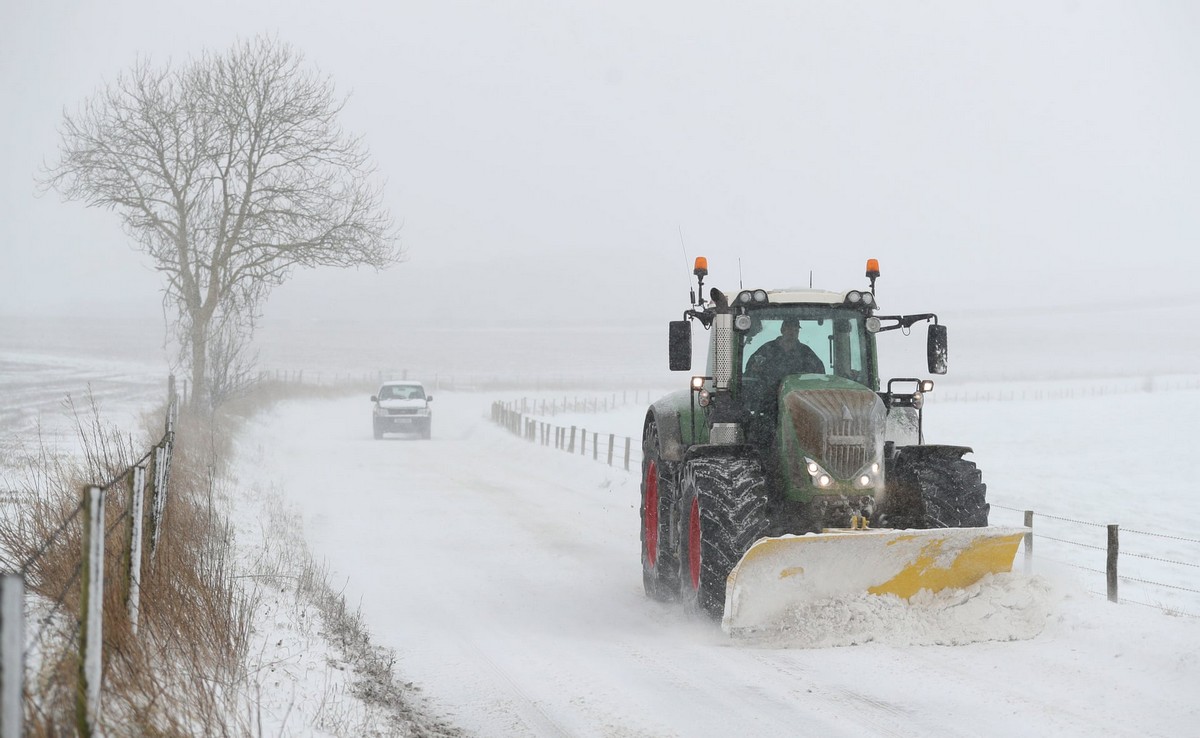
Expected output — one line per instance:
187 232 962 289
697 389 712 407
865 317 882 333
862 292 875 307
736 290 754 305
853 460 883 489
846 290 862 304
734 314 753 331
753 289 768 302
804 457 835 488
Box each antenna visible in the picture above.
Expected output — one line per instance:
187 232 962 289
678 225 695 306
738 258 743 289
809 270 813 288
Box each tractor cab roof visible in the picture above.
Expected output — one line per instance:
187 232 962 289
765 288 852 305
720 287 871 307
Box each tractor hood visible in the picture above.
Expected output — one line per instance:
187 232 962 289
779 375 886 490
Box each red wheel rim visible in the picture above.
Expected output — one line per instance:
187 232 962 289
688 497 701 590
644 461 659 567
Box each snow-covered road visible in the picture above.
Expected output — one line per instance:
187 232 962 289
232 391 1200 738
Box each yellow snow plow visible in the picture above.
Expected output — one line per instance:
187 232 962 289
721 525 1028 634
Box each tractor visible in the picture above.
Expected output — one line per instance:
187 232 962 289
640 258 1024 632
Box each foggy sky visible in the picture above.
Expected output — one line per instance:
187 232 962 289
3 1 1198 330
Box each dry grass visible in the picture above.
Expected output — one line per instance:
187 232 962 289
0 379 456 737
0 391 257 735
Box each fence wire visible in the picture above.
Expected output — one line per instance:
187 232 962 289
25 561 83 661
19 500 86 577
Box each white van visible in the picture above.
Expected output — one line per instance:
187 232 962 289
370 381 433 439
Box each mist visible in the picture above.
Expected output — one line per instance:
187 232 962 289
3 1 1199 381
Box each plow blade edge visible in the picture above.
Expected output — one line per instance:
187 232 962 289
722 526 1028 634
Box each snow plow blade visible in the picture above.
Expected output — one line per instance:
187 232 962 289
722 526 1028 634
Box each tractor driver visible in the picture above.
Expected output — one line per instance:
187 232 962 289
744 318 825 386
743 317 826 447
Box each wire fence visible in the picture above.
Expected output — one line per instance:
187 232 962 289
491 397 650 473
490 391 1200 620
925 373 1200 404
0 376 179 737
989 503 1200 618
251 368 670 394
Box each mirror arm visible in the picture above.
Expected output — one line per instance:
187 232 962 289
685 308 715 328
873 312 939 331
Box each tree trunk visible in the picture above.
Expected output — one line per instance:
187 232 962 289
189 316 209 410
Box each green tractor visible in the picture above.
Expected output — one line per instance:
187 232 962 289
640 258 1023 633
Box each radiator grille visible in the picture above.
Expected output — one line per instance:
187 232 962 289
825 421 868 478
784 389 884 479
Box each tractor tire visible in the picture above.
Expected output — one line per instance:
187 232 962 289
877 449 989 529
679 456 770 620
373 419 384 440
641 421 680 601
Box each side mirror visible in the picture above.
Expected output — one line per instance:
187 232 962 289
426 395 434 402
927 324 948 375
370 395 378 402
668 320 692 371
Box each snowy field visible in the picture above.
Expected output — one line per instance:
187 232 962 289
231 388 1199 738
2 318 1199 736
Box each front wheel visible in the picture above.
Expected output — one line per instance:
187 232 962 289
876 448 989 529
679 456 770 619
641 420 680 601
373 419 384 440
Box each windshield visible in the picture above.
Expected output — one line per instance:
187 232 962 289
739 307 874 387
380 385 425 400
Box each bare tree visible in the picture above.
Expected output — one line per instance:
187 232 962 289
45 36 401 407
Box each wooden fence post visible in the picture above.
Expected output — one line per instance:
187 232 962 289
166 374 176 433
78 485 105 737
1107 524 1119 603
149 438 173 560
128 464 146 637
1023 510 1034 575
569 427 576 453
624 437 632 472
593 432 598 460
0 573 23 738
607 434 614 466
150 445 163 558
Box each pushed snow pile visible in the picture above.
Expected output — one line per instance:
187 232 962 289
735 573 1053 649
722 526 1028 633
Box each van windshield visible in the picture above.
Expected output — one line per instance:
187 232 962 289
381 385 425 400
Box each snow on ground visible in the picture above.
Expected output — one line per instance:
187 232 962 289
3 326 1197 736
229 388 1200 738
